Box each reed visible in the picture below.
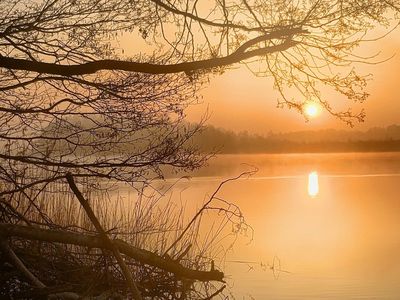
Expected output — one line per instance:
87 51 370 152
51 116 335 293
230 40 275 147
0 168 252 299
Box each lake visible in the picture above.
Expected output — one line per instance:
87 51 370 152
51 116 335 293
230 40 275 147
157 152 400 299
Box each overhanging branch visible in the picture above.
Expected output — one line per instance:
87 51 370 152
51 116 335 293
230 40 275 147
0 30 304 76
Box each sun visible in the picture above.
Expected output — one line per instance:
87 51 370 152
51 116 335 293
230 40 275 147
304 102 320 118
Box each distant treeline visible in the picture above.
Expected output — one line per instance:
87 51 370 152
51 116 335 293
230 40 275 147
194 125 400 154
41 118 400 154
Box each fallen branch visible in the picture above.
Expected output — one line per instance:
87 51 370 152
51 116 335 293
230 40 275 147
0 223 224 282
66 173 142 300
0 239 46 288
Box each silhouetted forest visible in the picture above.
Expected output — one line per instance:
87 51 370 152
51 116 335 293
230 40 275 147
194 125 400 154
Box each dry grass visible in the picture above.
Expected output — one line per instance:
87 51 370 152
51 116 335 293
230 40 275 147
0 169 252 299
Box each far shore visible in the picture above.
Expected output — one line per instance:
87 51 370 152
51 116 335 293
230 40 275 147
206 141 400 155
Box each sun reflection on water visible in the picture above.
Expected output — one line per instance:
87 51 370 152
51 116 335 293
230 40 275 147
308 171 319 197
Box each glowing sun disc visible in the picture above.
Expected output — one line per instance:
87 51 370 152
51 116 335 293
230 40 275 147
304 103 320 118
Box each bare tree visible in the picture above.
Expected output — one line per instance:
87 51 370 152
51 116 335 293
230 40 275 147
0 0 398 194
0 0 399 298
1 1 399 120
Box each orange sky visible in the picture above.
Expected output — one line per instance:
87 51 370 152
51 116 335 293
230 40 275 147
187 30 400 134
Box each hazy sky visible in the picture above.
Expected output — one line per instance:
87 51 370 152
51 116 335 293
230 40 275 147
187 29 400 134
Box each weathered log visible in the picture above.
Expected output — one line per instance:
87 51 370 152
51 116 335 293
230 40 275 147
0 223 224 282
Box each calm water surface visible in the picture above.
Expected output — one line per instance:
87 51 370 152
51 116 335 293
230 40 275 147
173 152 400 299
116 152 400 299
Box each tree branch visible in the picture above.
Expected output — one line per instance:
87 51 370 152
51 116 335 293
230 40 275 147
0 34 302 76
0 223 224 282
0 239 46 289
65 173 142 300
149 0 266 32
